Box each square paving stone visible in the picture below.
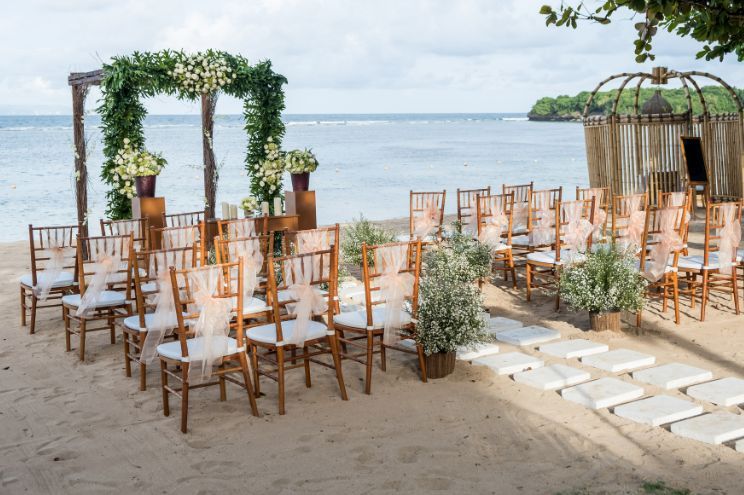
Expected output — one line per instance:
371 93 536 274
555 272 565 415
561 377 644 409
457 343 500 361
472 352 543 375
495 325 561 346
513 364 591 391
686 377 744 407
539 339 609 359
735 439 744 453
581 349 655 373
485 317 524 335
671 412 744 445
614 395 703 427
632 363 713 390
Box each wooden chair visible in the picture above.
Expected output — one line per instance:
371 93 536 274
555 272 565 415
636 202 690 327
159 260 259 433
20 224 79 334
100 218 149 250
457 187 490 234
610 193 648 248
217 216 268 239
409 190 446 241
163 210 203 227
123 246 197 391
151 223 206 265
677 201 741 321
476 192 516 288
660 189 693 256
511 187 562 256
576 186 610 241
246 248 348 413
62 234 134 361
525 199 594 310
335 241 425 394
502 182 533 235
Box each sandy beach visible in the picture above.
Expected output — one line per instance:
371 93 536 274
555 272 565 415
1 218 743 494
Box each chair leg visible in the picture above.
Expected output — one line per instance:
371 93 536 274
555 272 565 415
525 263 532 301
364 332 374 395
79 319 86 361
250 345 261 398
416 343 428 383
509 254 518 289
237 352 259 417
30 294 38 335
219 366 227 401
108 309 116 344
328 335 348 401
140 362 147 392
64 307 71 352
160 360 170 416
123 333 132 378
302 346 311 388
337 329 348 354
180 365 189 434
672 272 680 325
732 273 740 315
379 333 387 372
276 346 286 415
20 287 26 327
700 271 709 321
636 308 642 328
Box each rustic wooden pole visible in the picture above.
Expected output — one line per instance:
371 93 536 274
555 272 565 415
201 93 218 220
72 84 89 237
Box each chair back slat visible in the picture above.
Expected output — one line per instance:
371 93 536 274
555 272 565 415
409 190 446 240
76 234 134 298
27 224 79 285
101 218 149 250
475 192 514 247
217 216 268 239
163 210 203 227
457 187 490 229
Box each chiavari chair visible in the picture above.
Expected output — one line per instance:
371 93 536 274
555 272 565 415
20 224 79 334
100 217 150 250
122 246 197 391
247 248 348 413
162 210 203 227
476 192 516 287
335 241 425 394
217 216 268 239
610 193 648 248
525 198 594 310
677 201 741 321
408 190 446 241
576 186 610 241
151 223 206 265
660 188 693 256
62 234 134 361
511 187 562 256
457 187 490 235
502 182 533 236
159 260 260 433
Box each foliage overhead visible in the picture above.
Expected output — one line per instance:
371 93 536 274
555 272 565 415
98 50 286 219
529 85 744 120
540 1 744 62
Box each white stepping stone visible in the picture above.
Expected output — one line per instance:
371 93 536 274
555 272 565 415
561 377 644 409
686 377 744 406
513 364 590 391
487 317 523 333
539 339 608 359
735 439 744 453
614 395 703 427
472 352 543 375
457 342 500 361
581 349 655 373
671 412 744 445
632 363 713 390
495 325 560 346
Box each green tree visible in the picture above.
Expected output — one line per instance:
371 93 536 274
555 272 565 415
540 1 744 62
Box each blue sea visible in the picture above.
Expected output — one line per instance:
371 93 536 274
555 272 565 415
0 114 588 241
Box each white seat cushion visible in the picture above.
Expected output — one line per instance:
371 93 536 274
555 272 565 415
632 260 676 276
334 307 412 330
123 313 188 332
511 235 529 246
243 297 271 316
20 271 75 289
247 319 331 346
676 254 740 271
277 288 328 303
157 336 242 362
526 250 584 266
139 281 158 293
62 290 126 308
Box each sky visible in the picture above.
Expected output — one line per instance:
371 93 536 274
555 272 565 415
1 0 742 115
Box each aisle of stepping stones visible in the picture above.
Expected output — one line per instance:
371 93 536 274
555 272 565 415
453 316 744 454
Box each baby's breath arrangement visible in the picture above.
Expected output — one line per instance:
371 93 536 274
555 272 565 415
446 226 492 282
341 215 397 267
249 136 284 195
284 148 319 174
559 244 647 313
112 138 166 198
240 196 259 213
416 244 491 355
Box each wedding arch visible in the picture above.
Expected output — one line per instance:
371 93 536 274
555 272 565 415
68 50 287 227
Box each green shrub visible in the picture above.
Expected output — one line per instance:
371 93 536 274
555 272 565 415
341 215 396 267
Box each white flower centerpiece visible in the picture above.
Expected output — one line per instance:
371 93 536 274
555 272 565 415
170 52 236 96
241 196 259 216
284 148 318 192
112 138 167 198
250 136 284 196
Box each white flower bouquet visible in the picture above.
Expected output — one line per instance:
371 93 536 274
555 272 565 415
241 196 259 212
284 149 319 174
112 139 166 198
250 136 283 194
170 52 236 96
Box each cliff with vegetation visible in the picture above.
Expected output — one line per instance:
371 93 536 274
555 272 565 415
528 86 744 121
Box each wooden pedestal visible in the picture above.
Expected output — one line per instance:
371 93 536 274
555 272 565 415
267 214 299 233
285 191 317 231
132 197 166 248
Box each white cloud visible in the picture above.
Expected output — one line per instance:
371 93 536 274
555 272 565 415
1 0 742 114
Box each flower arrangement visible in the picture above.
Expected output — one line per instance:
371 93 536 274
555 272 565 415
170 52 236 96
112 139 166 198
444 226 492 282
241 196 259 213
559 244 647 314
284 148 319 174
341 215 397 267
415 244 491 356
247 136 283 195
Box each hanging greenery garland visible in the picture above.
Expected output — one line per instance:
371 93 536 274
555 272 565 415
98 50 286 219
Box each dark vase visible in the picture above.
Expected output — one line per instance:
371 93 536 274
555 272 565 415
291 172 310 192
135 176 157 198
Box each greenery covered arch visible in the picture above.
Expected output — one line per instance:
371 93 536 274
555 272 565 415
97 49 287 219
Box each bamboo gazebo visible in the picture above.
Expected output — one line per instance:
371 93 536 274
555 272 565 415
583 67 744 203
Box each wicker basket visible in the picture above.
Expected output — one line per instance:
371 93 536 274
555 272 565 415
425 351 456 379
589 311 621 332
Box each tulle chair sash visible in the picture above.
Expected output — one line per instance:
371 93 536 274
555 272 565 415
377 245 414 345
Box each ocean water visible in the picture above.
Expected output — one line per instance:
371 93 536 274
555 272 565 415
0 113 589 241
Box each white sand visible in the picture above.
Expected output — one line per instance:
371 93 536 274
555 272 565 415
1 218 743 494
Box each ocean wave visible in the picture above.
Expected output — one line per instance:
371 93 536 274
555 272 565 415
502 117 529 121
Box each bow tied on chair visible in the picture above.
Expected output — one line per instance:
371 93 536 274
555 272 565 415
413 200 440 239
76 240 121 316
562 202 593 258
479 206 508 249
231 238 263 302
141 252 181 364
717 204 741 275
643 209 684 282
530 192 554 246
378 245 414 345
35 238 73 300
285 256 328 347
